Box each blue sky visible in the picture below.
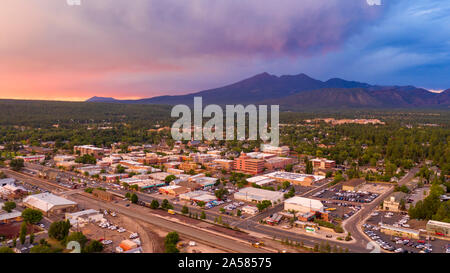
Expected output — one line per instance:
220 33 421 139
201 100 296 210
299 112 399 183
0 0 449 100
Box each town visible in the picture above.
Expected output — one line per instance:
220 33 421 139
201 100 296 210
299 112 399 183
0 112 449 254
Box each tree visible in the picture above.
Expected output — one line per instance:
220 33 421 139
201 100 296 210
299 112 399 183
0 247 14 253
236 210 242 217
150 200 160 209
19 222 27 245
21 208 43 224
164 232 180 253
197 201 206 208
48 220 71 241
66 232 88 249
130 193 138 204
214 188 229 200
10 158 24 171
161 199 170 209
181 206 189 215
30 244 53 253
305 160 313 174
75 154 96 164
282 181 291 190
200 211 206 219
29 232 35 245
2 201 16 213
83 240 104 253
165 175 176 183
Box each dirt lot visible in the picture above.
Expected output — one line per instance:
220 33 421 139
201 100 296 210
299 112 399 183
0 222 41 239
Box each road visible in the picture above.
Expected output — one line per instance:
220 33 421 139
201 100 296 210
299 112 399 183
342 167 421 251
4 168 269 253
68 193 269 253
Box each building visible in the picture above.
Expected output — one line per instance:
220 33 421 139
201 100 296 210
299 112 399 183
234 187 284 204
0 209 22 224
212 159 234 171
260 144 290 156
242 205 259 215
284 196 324 214
426 220 450 237
74 145 108 159
284 196 328 221
311 158 336 169
0 178 15 187
179 191 216 202
380 224 420 239
179 162 199 172
17 155 46 163
383 192 407 212
23 193 78 216
233 153 265 175
92 189 114 201
264 157 295 171
158 185 190 196
264 171 325 186
341 178 366 191
65 209 104 227
246 176 275 187
0 184 28 200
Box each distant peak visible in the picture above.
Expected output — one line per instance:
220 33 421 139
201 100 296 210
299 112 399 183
86 96 118 102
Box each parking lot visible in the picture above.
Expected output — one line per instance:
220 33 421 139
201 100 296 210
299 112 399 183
313 188 379 204
363 211 449 253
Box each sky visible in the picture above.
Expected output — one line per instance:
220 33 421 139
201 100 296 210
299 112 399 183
0 0 449 101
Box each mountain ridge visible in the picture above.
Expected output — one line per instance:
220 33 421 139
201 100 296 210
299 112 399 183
86 73 449 109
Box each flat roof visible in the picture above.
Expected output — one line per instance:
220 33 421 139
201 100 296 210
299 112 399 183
284 196 324 212
264 171 325 182
427 220 450 229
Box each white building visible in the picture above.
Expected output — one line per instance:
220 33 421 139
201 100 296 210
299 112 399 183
284 196 324 214
242 205 259 215
0 178 15 187
65 209 104 227
23 193 78 215
246 176 275 187
234 187 284 204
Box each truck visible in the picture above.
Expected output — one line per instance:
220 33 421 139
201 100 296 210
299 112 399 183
168 209 175 215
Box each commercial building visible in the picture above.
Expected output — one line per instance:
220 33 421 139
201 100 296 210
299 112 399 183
17 155 46 163
234 187 284 204
260 144 290 156
246 176 275 187
212 159 234 171
74 145 108 159
341 178 366 191
311 158 336 169
380 224 420 239
383 192 407 212
0 207 22 224
92 189 114 201
158 185 190 196
233 153 265 175
284 196 325 214
242 205 259 215
65 209 104 227
426 220 450 237
0 178 15 187
23 193 78 216
0 184 28 200
179 191 216 202
264 171 325 186
264 157 295 171
284 196 328 221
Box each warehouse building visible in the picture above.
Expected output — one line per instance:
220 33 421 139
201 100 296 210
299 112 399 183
284 196 328 221
234 187 284 204
380 224 420 239
23 193 78 216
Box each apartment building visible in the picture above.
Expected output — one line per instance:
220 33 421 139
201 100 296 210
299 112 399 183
233 153 265 175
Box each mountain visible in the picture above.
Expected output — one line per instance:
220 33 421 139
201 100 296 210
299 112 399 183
86 73 449 109
86 96 119 103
